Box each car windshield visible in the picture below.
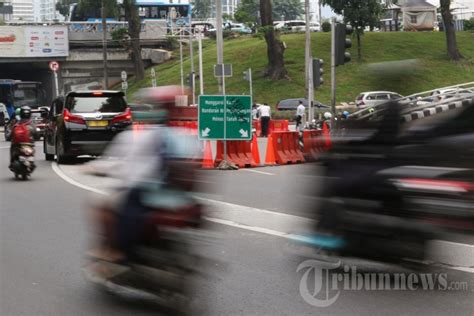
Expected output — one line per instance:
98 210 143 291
67 95 127 113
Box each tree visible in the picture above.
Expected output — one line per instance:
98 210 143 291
260 0 288 79
192 0 212 19
234 0 259 24
440 0 463 60
122 0 145 80
322 0 385 60
56 0 75 18
273 0 304 21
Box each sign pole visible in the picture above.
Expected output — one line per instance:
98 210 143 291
249 68 253 99
54 71 59 98
222 63 227 164
179 36 184 95
198 30 204 95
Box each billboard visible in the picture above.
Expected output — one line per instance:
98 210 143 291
0 25 69 58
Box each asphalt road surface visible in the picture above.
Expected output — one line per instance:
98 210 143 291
1 138 474 315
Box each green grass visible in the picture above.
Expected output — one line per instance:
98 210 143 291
125 32 474 108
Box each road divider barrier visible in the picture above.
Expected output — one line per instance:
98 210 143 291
253 119 289 137
302 130 327 161
266 131 305 165
214 140 258 168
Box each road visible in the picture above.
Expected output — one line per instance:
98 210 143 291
1 138 474 315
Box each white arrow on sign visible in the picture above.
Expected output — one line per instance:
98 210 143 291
239 129 249 138
202 127 211 137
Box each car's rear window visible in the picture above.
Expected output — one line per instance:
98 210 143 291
357 94 365 101
66 94 127 113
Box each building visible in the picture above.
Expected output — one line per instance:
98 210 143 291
0 0 14 22
11 0 57 22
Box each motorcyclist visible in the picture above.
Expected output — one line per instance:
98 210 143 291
85 86 199 270
9 106 37 168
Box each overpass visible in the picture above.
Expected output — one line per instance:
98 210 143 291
0 21 173 103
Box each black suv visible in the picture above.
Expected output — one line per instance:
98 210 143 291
44 91 132 163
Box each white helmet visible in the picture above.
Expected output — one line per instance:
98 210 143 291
323 112 332 119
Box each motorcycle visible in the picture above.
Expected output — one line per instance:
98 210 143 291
83 186 202 313
10 144 36 180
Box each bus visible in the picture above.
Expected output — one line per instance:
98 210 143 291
0 80 46 119
69 1 191 27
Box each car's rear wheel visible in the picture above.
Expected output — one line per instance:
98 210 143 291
56 137 71 164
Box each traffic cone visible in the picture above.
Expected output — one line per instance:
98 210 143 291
322 121 332 149
202 141 214 169
251 133 261 165
264 133 277 165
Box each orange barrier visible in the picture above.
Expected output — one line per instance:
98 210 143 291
202 141 214 169
253 120 289 137
302 130 327 161
214 140 258 168
267 131 305 165
322 122 332 149
253 120 262 137
251 134 261 165
264 134 277 165
269 120 289 134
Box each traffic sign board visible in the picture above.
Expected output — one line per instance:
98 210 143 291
121 81 128 90
49 61 59 72
214 64 233 77
121 71 127 81
198 95 252 140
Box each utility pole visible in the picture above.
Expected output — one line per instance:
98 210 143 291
189 14 195 104
305 0 313 126
101 0 108 89
304 0 311 90
179 34 184 95
331 17 336 127
215 0 224 94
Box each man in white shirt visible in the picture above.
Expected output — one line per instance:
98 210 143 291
258 103 271 137
296 100 306 131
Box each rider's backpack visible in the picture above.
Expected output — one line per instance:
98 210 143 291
12 122 31 144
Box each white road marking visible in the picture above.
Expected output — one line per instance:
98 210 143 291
52 162 107 195
51 162 474 273
241 169 276 176
204 216 294 239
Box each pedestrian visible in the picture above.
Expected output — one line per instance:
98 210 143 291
258 103 271 137
295 100 305 131
252 103 258 120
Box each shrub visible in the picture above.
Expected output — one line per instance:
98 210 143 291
322 21 331 32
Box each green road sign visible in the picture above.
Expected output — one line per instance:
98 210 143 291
198 95 252 140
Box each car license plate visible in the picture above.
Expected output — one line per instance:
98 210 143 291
87 120 108 127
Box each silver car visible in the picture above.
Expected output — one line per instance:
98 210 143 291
355 91 403 109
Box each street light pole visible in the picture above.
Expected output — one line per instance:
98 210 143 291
101 0 109 89
215 0 224 94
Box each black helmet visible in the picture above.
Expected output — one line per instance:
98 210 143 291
20 106 32 119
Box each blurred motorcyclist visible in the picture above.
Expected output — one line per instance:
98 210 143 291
9 106 37 168
85 86 199 267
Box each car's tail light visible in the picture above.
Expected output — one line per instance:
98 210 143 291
393 178 474 194
111 107 132 124
63 109 85 124
358 101 365 106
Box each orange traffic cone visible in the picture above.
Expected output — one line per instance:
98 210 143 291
322 121 332 149
264 133 277 165
251 133 261 165
202 141 214 169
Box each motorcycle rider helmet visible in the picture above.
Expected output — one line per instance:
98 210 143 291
20 106 32 120
15 107 21 116
323 112 332 120
342 111 350 119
